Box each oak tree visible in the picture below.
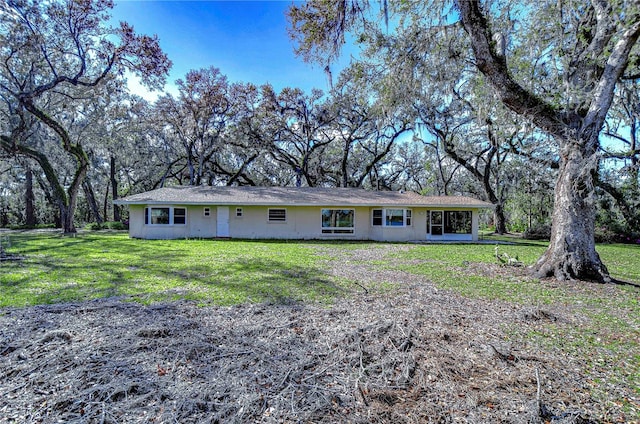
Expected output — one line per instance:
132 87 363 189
289 0 640 282
0 0 169 232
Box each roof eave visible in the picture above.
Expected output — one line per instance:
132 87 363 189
114 200 494 208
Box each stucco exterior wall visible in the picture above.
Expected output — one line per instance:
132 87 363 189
127 204 481 241
128 204 216 239
228 206 371 240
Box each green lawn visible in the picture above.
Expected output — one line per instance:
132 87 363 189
1 232 638 308
1 232 346 307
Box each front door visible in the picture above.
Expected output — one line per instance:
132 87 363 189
430 211 443 236
216 206 230 237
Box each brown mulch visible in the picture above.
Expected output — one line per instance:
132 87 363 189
0 246 636 423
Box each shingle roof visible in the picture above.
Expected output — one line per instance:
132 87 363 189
115 186 494 208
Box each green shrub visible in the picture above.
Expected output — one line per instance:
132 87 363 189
104 221 127 230
85 222 103 231
596 227 640 244
84 221 127 231
507 221 528 233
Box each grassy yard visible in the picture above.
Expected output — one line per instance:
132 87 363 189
1 232 347 307
1 231 638 307
1 231 639 420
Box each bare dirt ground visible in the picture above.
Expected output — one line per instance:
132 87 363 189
0 245 637 423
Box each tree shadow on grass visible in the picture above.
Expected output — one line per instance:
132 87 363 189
175 258 347 304
1 246 346 307
134 256 347 305
1 243 183 306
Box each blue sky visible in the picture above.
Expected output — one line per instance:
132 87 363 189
110 1 349 100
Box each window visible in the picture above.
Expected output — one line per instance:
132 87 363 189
385 209 405 226
146 207 169 225
173 208 186 224
372 209 412 227
145 207 186 225
322 209 355 234
203 207 211 217
268 208 286 222
372 209 383 226
430 211 443 235
236 208 243 218
444 211 472 234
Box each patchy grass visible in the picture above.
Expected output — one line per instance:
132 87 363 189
598 243 640 283
390 239 640 415
391 241 547 303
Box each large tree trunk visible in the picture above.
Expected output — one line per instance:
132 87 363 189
33 172 60 228
110 155 120 222
493 203 507 235
58 201 73 234
83 179 103 224
18 99 90 234
457 0 640 282
61 146 89 234
0 204 8 227
1 136 68 230
532 144 609 282
340 138 350 187
25 166 36 227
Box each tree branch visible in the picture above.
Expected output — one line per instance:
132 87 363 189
456 0 565 138
585 16 640 135
0 134 67 205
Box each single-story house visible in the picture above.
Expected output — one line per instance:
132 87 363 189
114 186 494 242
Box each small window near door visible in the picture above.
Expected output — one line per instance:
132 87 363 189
203 207 211 217
430 211 443 235
236 207 243 218
372 209 383 226
268 208 286 222
173 208 186 225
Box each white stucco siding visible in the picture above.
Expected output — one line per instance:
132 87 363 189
227 206 371 240
472 209 479 241
128 205 215 239
365 207 427 242
128 205 146 238
127 204 482 241
190 206 216 238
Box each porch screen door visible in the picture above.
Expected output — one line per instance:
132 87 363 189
430 211 443 236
